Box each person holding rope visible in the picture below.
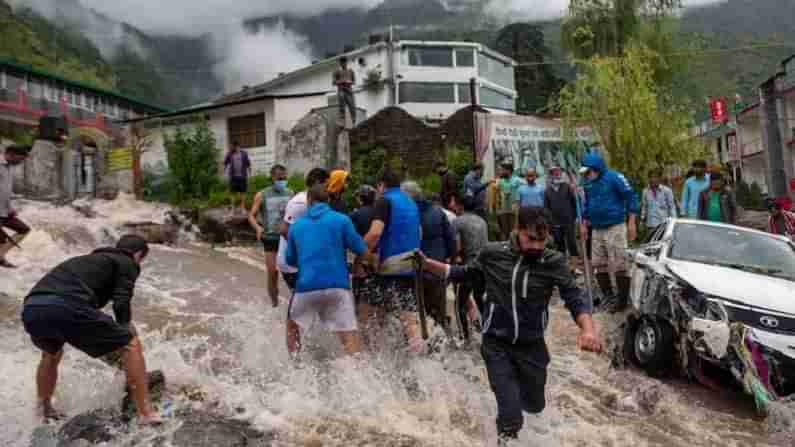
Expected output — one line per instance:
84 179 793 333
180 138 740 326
419 207 601 443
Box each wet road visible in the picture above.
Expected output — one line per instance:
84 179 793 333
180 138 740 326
0 197 792 446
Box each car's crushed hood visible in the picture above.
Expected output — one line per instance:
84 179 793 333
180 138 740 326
666 259 795 315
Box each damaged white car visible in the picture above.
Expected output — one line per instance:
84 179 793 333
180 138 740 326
623 219 795 414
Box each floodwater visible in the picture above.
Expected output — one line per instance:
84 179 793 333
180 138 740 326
0 196 792 446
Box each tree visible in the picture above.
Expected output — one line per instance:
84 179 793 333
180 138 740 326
164 117 219 202
562 0 682 59
558 43 707 184
129 125 156 200
494 23 564 113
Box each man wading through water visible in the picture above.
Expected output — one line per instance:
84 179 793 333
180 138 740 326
285 184 367 355
248 164 293 307
364 168 423 352
21 235 161 425
420 207 601 443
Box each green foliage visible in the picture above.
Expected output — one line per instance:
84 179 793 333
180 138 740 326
163 118 220 202
559 43 708 186
736 179 764 210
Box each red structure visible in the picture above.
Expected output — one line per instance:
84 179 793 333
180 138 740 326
0 87 111 132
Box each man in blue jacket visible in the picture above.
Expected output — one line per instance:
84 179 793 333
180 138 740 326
420 207 601 443
402 181 457 332
285 184 367 356
364 168 423 353
579 151 639 312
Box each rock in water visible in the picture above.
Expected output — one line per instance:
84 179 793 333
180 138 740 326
122 222 180 245
57 409 125 445
197 208 255 243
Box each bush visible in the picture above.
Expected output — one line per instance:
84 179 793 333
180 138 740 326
164 117 219 203
735 179 764 209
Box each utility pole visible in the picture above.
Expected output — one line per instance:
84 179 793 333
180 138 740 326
470 77 478 162
759 74 788 200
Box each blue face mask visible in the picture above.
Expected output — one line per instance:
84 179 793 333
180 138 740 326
274 180 288 191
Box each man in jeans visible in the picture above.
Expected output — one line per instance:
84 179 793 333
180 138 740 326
333 56 357 126
248 164 293 307
0 144 31 268
223 141 251 211
640 169 677 239
452 195 489 341
544 166 579 268
579 151 639 312
420 207 601 443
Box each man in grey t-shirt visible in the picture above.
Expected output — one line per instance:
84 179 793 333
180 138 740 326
452 196 489 341
0 144 31 269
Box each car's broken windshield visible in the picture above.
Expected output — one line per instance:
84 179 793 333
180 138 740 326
669 224 795 280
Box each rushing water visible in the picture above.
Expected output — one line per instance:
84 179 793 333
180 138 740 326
0 196 792 446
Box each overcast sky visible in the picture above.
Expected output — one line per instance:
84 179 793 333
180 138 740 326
74 0 724 35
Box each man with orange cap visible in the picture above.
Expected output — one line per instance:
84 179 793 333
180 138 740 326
327 169 350 213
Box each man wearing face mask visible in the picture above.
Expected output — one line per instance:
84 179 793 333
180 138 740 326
579 151 639 312
420 207 601 444
0 144 32 269
248 164 294 307
544 166 579 268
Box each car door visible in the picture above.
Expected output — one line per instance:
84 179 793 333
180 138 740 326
630 223 668 310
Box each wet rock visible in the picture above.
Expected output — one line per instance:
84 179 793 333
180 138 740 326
70 203 97 219
55 409 272 447
197 208 255 243
122 222 180 245
601 383 663 415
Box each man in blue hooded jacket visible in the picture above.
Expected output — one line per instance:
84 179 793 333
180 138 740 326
579 151 639 311
285 184 367 356
420 207 601 443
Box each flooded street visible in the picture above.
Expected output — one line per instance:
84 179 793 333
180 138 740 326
0 197 792 446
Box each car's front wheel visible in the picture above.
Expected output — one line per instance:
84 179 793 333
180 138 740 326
626 316 674 377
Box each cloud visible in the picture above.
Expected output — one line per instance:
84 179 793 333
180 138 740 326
78 0 385 35
214 21 314 93
484 0 728 22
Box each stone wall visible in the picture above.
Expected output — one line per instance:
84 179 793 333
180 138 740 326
275 108 335 175
348 105 488 175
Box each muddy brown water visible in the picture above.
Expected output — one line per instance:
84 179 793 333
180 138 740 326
0 210 792 445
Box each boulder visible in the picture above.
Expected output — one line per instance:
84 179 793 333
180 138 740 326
197 208 255 243
48 370 273 447
122 222 180 245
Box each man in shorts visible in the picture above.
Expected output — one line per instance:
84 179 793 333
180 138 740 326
276 168 331 292
20 235 161 425
0 144 32 268
285 184 366 355
248 164 293 307
579 151 639 312
223 141 251 211
349 185 381 349
364 168 423 353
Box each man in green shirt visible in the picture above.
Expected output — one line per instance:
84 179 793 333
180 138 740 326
495 163 525 240
697 172 737 224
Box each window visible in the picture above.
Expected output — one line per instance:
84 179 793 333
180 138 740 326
478 52 515 90
455 49 475 67
405 46 453 67
399 82 455 103
457 83 472 104
479 86 515 111
228 113 266 148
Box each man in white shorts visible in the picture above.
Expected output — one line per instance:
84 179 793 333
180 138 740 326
285 184 367 355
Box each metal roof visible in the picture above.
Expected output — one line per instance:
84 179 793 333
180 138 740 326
0 57 170 113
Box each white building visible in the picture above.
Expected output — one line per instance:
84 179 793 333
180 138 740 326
221 39 518 122
132 39 518 176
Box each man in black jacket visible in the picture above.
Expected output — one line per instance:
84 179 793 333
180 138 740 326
21 235 161 425
421 207 601 443
544 166 580 269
